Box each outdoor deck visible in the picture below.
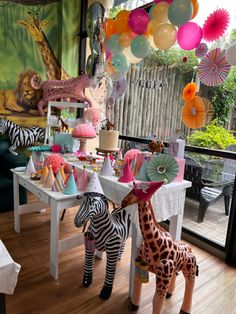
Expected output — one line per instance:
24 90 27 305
183 197 229 247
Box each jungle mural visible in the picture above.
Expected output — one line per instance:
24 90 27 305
0 0 81 119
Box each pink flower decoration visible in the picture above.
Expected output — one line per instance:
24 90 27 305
202 8 230 42
195 42 208 58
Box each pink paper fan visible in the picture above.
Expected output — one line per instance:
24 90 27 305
198 48 231 86
195 42 208 58
202 8 230 42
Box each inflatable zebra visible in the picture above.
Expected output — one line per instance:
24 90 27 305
74 192 131 300
0 119 45 155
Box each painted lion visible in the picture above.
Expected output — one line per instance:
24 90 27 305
15 69 42 114
0 69 43 115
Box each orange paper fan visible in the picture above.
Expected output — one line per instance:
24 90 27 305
182 82 197 101
181 96 205 129
202 97 215 126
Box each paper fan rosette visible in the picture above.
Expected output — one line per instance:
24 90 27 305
201 97 215 126
147 154 179 184
202 8 230 42
181 96 205 129
198 48 231 87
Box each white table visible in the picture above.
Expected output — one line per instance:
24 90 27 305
12 170 83 280
0 240 21 313
12 163 191 296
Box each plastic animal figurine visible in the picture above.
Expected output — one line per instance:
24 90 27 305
74 190 131 300
121 181 198 314
147 135 165 154
35 74 93 115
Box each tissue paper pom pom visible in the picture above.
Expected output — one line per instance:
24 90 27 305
202 8 230 42
44 154 65 175
182 82 197 101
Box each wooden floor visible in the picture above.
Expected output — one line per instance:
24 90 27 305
1 204 236 314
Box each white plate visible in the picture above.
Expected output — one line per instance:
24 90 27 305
14 167 26 172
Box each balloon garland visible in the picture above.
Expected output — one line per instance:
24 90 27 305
85 0 232 129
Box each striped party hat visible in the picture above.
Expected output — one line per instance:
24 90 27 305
52 170 65 192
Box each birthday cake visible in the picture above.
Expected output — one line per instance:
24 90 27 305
99 130 119 151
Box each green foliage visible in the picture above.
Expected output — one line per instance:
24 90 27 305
188 119 236 149
147 48 198 73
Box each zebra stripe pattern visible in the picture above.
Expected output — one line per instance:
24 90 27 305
0 119 45 154
74 192 131 300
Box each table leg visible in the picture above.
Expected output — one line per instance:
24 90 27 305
169 213 183 241
13 173 20 233
50 199 60 280
0 293 6 314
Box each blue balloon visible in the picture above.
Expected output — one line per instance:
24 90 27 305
112 53 129 73
131 36 150 59
168 0 193 26
107 34 124 55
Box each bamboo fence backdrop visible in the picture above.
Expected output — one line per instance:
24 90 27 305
106 59 192 142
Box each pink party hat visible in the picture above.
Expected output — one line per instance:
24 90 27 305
133 181 164 202
59 163 67 184
40 165 49 184
63 170 77 195
25 156 36 174
86 170 104 194
52 170 65 192
118 158 134 183
100 154 113 176
77 165 89 192
44 165 55 188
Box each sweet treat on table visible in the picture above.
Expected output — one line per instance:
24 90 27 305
98 119 119 151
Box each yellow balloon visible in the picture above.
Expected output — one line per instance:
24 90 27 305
152 2 169 23
147 19 161 36
153 23 177 51
123 47 142 64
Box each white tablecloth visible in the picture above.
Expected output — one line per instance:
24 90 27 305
0 241 21 294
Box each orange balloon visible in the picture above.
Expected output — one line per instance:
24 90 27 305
115 10 130 34
119 32 132 47
191 0 199 19
147 19 161 36
152 2 169 23
106 55 116 76
103 18 117 39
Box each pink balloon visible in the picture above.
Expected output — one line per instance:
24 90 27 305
128 8 150 35
154 0 173 3
177 22 203 51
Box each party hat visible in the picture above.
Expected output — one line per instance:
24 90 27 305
130 156 137 177
118 158 134 183
40 165 49 184
59 163 67 183
44 165 55 188
52 170 65 192
77 165 89 192
133 181 164 202
63 170 77 195
135 157 150 181
100 154 113 176
25 156 36 175
85 170 104 195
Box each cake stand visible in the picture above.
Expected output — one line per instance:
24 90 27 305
95 147 119 157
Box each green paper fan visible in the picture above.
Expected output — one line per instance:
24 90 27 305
147 154 179 183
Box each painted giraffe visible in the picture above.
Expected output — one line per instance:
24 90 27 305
121 181 198 314
17 14 70 80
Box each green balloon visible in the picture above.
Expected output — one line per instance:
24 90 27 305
131 36 150 59
107 34 124 55
168 0 193 26
112 53 129 73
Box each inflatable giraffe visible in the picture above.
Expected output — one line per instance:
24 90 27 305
121 181 198 314
17 13 70 80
